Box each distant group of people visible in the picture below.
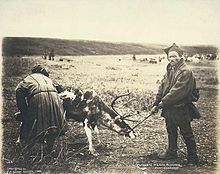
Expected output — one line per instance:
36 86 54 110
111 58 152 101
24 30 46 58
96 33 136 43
15 43 200 165
43 49 55 60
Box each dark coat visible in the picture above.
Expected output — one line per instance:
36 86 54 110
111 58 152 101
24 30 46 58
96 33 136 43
16 73 66 142
154 59 201 121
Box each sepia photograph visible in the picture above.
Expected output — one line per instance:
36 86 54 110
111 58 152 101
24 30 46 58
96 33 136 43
0 0 219 173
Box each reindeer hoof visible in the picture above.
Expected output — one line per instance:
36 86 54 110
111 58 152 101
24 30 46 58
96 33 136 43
16 140 23 147
16 141 20 146
89 149 99 156
92 152 99 157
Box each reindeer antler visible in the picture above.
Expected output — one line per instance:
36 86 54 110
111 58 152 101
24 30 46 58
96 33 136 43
122 98 137 107
111 92 139 122
111 92 131 118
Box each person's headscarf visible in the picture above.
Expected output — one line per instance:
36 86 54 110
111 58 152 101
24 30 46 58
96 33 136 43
163 43 183 57
32 65 49 77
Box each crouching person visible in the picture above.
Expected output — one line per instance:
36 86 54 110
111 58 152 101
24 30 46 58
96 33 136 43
150 43 201 165
15 65 67 154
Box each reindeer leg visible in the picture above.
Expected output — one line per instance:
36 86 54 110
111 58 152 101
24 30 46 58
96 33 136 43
84 119 98 156
16 122 23 146
40 144 44 162
16 135 21 146
94 126 102 145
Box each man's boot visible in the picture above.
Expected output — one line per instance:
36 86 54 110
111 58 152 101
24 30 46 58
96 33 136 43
184 134 199 165
187 154 199 166
158 149 178 160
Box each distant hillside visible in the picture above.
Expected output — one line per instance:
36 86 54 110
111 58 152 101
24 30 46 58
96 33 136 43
182 46 219 56
2 37 164 56
2 37 218 56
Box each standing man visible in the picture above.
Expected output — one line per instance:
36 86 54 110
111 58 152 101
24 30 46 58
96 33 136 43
15 65 66 153
151 43 200 165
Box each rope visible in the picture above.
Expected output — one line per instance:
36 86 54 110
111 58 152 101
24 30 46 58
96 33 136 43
131 112 154 130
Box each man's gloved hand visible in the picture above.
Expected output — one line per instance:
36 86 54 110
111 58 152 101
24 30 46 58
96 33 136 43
150 105 159 115
158 101 164 109
14 111 23 122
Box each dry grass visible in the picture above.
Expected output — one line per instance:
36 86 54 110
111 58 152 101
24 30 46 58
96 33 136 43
1 55 218 173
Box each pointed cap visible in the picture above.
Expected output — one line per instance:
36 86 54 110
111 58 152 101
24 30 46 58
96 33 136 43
163 43 183 56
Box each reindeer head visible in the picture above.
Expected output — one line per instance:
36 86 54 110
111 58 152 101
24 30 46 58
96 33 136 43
114 116 136 139
99 112 136 139
97 93 136 139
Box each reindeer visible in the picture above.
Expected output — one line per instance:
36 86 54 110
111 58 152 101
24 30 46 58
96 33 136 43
58 88 136 155
15 87 136 159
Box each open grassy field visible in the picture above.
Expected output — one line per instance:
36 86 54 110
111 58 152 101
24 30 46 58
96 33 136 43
1 55 218 174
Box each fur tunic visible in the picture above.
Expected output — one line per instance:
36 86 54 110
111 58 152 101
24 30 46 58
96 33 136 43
16 73 66 141
153 59 201 121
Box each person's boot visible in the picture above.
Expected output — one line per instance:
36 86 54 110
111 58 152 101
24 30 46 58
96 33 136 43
185 136 199 166
187 154 199 166
158 149 178 160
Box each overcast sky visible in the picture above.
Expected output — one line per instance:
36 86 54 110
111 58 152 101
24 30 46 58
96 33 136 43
0 0 220 45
